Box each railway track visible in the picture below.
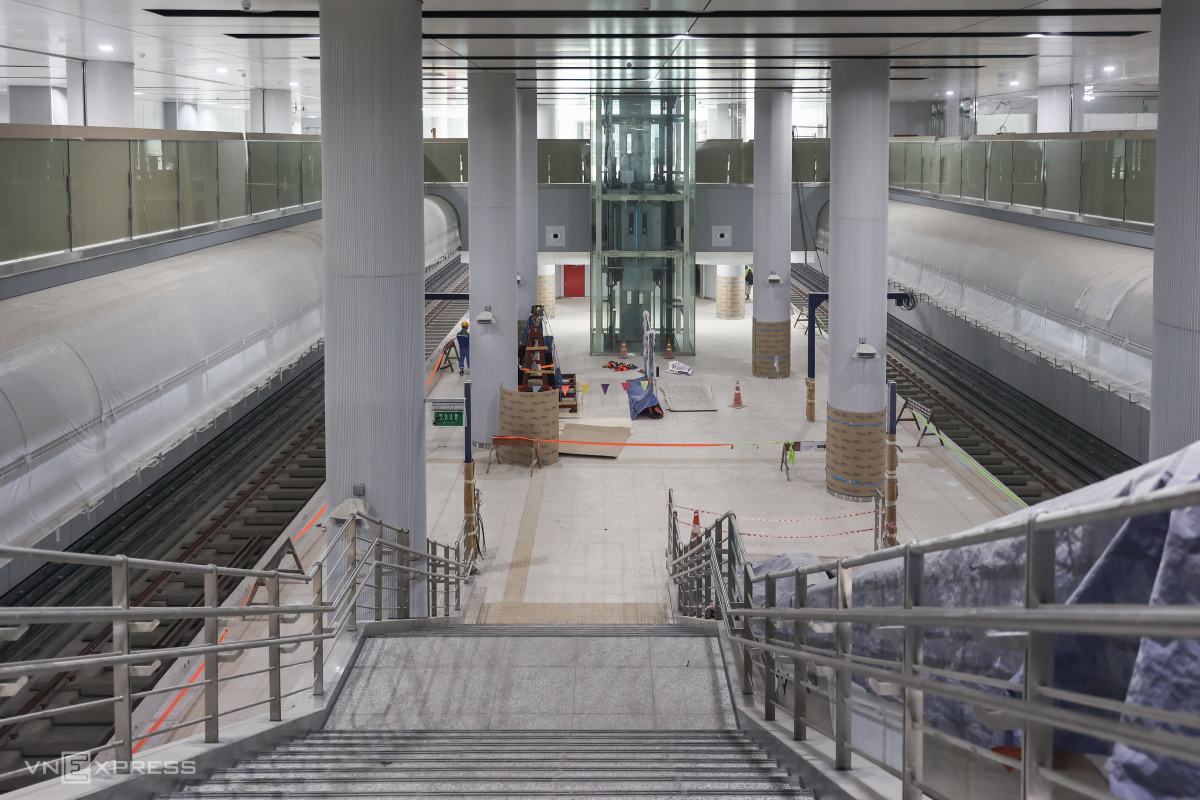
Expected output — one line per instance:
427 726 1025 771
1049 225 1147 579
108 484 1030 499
791 263 1137 504
424 257 469 359
0 255 468 788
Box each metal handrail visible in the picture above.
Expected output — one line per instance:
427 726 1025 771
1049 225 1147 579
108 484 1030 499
665 482 1200 800
0 544 311 583
0 496 483 787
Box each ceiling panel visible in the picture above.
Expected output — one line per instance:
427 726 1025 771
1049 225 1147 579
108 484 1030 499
0 0 1164 107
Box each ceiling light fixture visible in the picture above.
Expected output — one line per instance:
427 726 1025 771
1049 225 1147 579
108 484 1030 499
289 81 299 87
945 89 955 96
98 44 114 52
1103 64 1116 72
1024 33 1045 38
216 66 228 73
1009 80 1020 87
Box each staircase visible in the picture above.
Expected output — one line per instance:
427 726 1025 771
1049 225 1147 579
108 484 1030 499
160 728 808 798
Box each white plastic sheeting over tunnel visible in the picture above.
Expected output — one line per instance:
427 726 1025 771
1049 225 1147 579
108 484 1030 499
820 202 1152 408
0 197 461 551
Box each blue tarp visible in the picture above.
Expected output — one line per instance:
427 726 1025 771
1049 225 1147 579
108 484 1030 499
748 440 1200 799
626 380 664 419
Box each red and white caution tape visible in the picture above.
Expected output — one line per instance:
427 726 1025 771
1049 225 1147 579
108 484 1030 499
674 504 873 524
739 527 875 541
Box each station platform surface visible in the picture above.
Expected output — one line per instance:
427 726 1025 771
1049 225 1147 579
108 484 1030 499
426 296 1022 625
132 293 1022 752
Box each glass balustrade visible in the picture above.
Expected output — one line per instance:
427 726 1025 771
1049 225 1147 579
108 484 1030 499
886 134 1155 228
0 132 321 267
0 129 1155 269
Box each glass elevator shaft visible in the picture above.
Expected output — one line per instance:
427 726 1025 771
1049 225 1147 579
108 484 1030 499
590 94 696 355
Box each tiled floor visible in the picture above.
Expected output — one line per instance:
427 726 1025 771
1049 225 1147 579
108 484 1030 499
427 296 1021 619
325 634 736 731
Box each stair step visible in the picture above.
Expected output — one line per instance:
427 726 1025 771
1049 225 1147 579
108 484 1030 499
215 767 790 780
246 756 778 768
166 794 808 799
272 745 764 756
182 778 804 794
381 624 711 638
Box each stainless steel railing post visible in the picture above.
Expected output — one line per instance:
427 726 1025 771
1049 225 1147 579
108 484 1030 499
204 566 220 742
111 556 133 770
312 562 325 697
740 563 754 696
764 574 777 721
442 543 451 614
267 575 282 722
455 541 462 611
835 560 853 770
373 540 384 622
793 567 808 741
902 546 925 800
346 518 358 632
1022 513 1054 800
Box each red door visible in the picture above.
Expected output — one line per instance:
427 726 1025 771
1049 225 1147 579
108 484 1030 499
563 264 586 297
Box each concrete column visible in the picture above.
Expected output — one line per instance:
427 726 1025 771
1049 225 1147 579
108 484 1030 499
827 60 889 500
467 71 518 445
752 87 793 378
321 0 427 610
538 262 557 317
1151 0 1200 457
66 60 85 125
1036 84 1085 133
716 264 745 319
943 100 963 139
83 61 134 127
537 102 557 138
516 88 539 316
9 86 56 124
250 88 293 134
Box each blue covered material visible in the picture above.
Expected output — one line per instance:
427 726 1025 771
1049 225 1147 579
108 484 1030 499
746 440 1200 799
626 380 664 419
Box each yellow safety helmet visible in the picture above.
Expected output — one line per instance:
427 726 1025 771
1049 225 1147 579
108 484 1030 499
461 320 469 329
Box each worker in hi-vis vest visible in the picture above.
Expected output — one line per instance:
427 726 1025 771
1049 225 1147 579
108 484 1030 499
456 320 470 375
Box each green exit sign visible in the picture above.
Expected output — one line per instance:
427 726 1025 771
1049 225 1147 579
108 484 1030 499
433 410 464 427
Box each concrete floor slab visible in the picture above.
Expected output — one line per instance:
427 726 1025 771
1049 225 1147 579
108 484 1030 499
427 296 1019 622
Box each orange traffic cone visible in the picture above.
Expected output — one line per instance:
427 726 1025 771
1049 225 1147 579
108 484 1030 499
730 380 746 409
665 339 674 359
691 510 702 542
619 339 628 358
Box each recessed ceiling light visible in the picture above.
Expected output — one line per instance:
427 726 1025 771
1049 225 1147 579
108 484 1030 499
216 67 228 74
944 90 955 96
1024 33 1045 39
289 81 299 87
98 44 114 52
1103 65 1116 73
1009 80 1020 87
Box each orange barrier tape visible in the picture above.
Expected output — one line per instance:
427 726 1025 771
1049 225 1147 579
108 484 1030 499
493 435 733 449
